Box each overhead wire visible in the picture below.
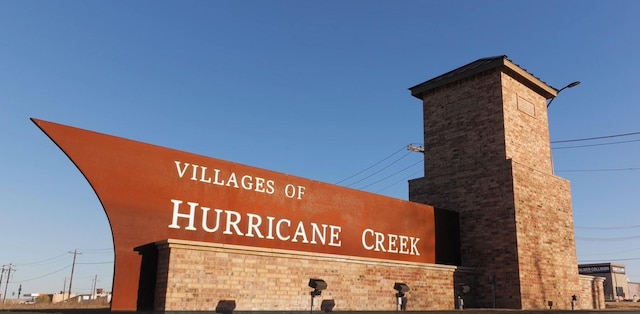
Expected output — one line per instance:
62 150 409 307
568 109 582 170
577 225 640 230
576 235 640 242
551 131 640 144
553 139 640 150
580 257 640 262
334 145 407 185
335 130 640 194
578 247 640 257
344 151 413 187
557 167 640 173
9 265 71 283
375 169 424 193
13 252 69 267
552 130 640 172
357 159 423 190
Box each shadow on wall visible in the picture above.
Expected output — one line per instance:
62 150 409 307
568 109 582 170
135 243 159 311
216 300 236 314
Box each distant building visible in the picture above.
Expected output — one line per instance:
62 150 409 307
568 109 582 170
579 263 629 300
629 282 640 301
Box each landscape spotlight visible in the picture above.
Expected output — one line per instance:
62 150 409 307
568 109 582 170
309 278 327 297
215 300 236 314
321 299 335 312
394 282 410 311
393 282 410 297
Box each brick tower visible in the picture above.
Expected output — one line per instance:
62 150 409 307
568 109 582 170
408 56 579 309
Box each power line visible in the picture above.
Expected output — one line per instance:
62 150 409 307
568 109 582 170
345 151 413 187
556 167 640 173
553 138 640 150
75 248 112 252
552 131 640 144
578 247 640 257
9 265 71 283
334 145 407 185
577 225 640 230
375 169 424 194
357 159 423 190
335 129 639 192
13 253 69 267
580 257 640 263
577 235 640 242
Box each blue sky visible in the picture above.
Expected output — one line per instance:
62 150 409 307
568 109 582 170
1 0 639 296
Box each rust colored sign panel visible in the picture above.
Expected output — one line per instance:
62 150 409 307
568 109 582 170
32 118 436 311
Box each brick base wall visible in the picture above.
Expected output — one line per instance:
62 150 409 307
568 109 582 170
152 239 459 312
578 275 606 310
512 161 579 309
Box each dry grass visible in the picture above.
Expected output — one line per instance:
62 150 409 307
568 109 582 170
0 300 109 310
605 300 640 310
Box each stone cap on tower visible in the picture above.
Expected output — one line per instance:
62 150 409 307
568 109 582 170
409 55 558 100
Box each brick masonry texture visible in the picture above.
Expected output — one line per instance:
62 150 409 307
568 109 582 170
579 275 606 309
409 67 603 309
153 240 459 312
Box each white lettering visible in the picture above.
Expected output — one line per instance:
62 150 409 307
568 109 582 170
310 223 327 245
410 237 420 256
168 199 345 250
254 177 265 192
265 180 275 194
387 233 398 253
174 161 279 196
266 216 276 239
297 185 306 199
223 210 244 235
375 232 386 252
399 235 409 254
291 221 309 243
190 164 198 181
360 228 419 255
284 184 296 198
213 168 225 185
201 207 223 232
328 225 342 247
241 175 253 190
362 228 374 250
168 199 197 230
245 213 264 238
276 219 291 241
199 166 212 183
226 173 238 188
175 161 189 178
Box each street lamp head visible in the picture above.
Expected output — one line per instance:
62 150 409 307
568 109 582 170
566 81 581 89
548 80 581 108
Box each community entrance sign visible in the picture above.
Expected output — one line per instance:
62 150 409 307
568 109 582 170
33 118 437 311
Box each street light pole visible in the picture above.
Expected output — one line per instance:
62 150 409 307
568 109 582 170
547 81 581 174
547 81 581 108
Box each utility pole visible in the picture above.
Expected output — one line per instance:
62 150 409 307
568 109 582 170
407 144 424 153
0 265 5 300
2 264 15 304
67 250 81 301
91 274 98 300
